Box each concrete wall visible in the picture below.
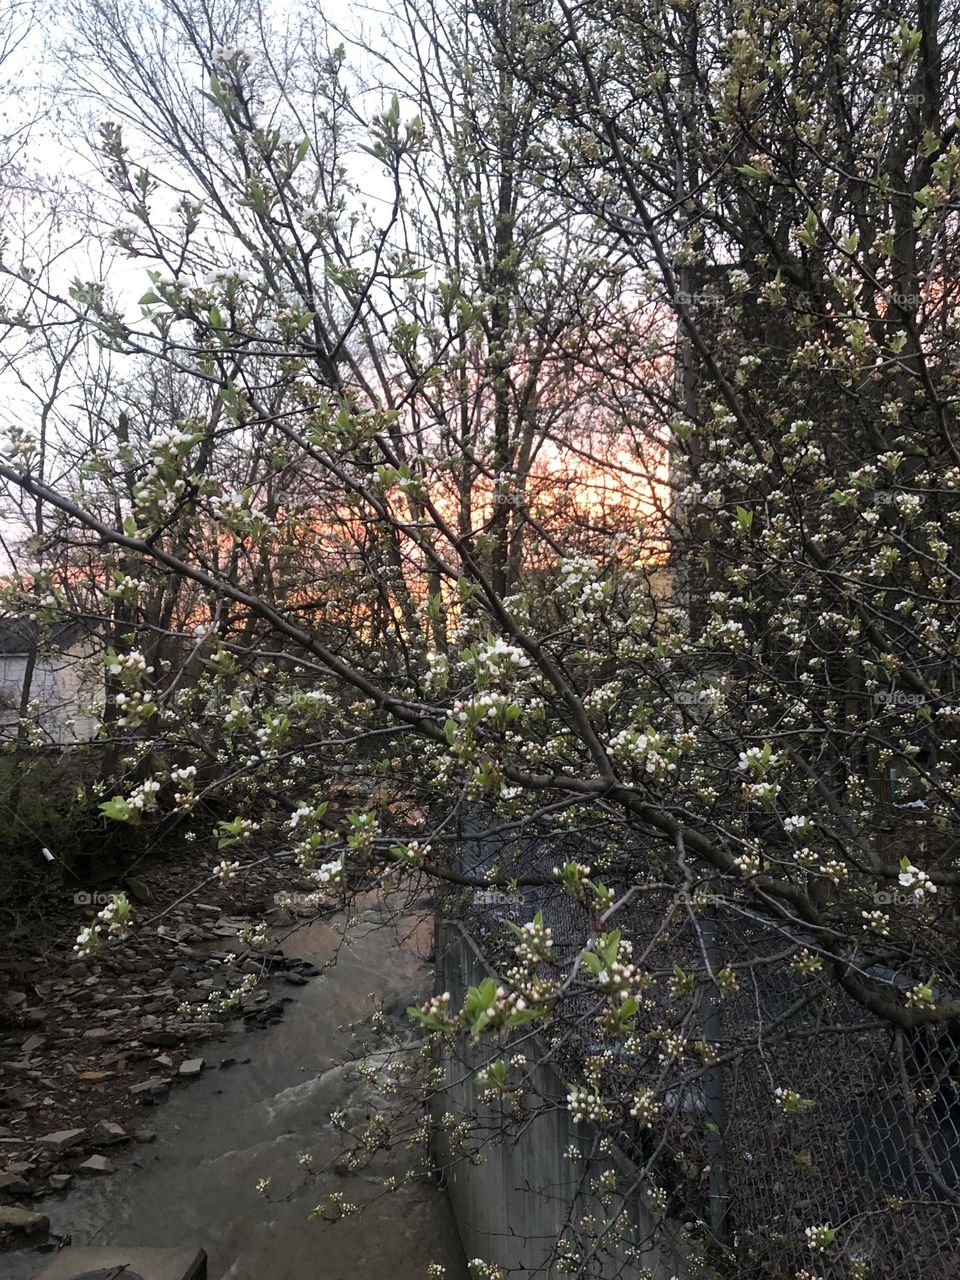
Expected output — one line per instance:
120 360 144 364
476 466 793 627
0 643 101 744
433 919 706 1279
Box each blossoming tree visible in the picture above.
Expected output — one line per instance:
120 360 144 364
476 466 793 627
2 0 960 1274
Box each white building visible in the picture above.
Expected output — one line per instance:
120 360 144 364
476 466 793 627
0 619 102 744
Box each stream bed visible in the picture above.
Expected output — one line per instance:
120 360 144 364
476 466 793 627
7 901 467 1280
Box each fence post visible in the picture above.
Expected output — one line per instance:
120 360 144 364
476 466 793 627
700 912 729 1243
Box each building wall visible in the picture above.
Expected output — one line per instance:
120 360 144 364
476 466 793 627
0 642 102 744
433 919 705 1279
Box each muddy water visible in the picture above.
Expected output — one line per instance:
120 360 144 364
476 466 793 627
8 902 467 1280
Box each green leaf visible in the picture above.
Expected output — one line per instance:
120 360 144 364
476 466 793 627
100 797 132 822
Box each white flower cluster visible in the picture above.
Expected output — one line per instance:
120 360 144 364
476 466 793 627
184 971 259 1023
557 556 604 608
392 841 432 866
898 863 937 900
74 925 100 959
300 689 334 710
803 1224 835 1253
728 268 750 293
738 746 762 770
127 778 161 812
474 637 531 673
423 650 449 690
772 1087 810 1113
513 917 553 965
861 909 890 936
905 981 935 1009
607 727 677 778
467 1262 505 1280
113 689 156 726
214 859 241 885
783 814 810 834
289 805 314 829
310 857 343 886
108 650 152 677
817 857 847 884
629 1086 659 1126
75 893 132 958
566 1085 609 1125
704 617 748 647
451 691 514 723
734 848 762 876
207 264 246 286
211 44 253 65
239 922 268 949
151 427 195 451
658 1031 686 1063
224 700 250 728
6 424 40 464
591 937 640 1000
742 775 780 804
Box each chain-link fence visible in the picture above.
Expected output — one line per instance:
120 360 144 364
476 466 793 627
448 810 960 1279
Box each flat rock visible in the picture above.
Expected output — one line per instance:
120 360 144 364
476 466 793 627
0 1171 31 1194
94 1120 128 1144
141 1029 180 1047
32 1245 206 1279
78 1154 113 1174
48 1173 71 1190
130 1077 170 1097
0 1203 48 1233
124 875 155 904
178 1058 204 1077
38 1128 85 1151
